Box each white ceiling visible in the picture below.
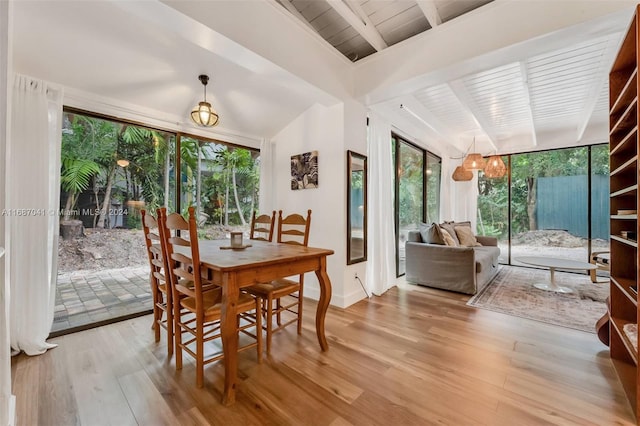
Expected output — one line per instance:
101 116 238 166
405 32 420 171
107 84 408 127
12 0 335 142
10 0 638 155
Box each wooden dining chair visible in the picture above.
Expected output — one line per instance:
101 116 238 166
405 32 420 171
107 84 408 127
160 206 262 388
141 209 173 357
249 210 276 242
246 209 311 354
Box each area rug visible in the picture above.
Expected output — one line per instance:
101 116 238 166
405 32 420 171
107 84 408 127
467 266 608 333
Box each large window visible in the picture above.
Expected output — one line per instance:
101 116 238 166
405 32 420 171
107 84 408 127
55 109 259 335
477 156 508 264
476 144 609 268
393 134 442 276
179 137 260 236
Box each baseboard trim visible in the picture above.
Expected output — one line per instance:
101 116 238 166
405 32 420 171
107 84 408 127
304 286 367 309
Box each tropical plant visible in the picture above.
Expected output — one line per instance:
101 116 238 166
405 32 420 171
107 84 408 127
60 114 117 221
60 157 101 219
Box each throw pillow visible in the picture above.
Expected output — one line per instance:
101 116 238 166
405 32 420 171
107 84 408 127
439 221 460 246
441 228 457 246
419 222 445 245
454 220 472 229
455 225 482 247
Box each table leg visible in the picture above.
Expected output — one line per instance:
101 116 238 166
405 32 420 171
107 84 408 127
314 256 332 351
220 272 239 405
533 267 574 294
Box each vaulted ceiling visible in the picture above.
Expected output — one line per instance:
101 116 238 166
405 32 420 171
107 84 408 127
10 1 638 155
274 0 492 61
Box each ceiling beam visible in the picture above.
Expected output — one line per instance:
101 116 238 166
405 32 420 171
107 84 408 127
326 0 388 51
576 34 621 142
397 95 454 140
277 0 318 33
518 61 538 147
447 79 498 152
415 0 442 28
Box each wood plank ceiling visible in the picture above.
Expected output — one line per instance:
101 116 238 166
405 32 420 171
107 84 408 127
277 0 492 61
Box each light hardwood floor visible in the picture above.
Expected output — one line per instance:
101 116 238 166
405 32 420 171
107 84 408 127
11 279 635 425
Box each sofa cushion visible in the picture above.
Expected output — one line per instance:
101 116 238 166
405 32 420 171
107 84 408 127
441 228 458 246
419 222 445 245
455 224 482 247
439 221 460 245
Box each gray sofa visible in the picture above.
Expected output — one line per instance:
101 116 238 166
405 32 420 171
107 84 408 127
405 230 500 295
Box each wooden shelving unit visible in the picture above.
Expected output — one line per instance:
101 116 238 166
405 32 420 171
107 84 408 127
609 6 640 419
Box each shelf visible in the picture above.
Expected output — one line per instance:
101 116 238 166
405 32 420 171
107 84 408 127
611 184 638 198
610 97 638 136
612 317 639 366
611 155 638 177
611 235 639 247
609 10 639 420
610 126 638 157
613 276 639 306
611 214 638 220
611 68 638 116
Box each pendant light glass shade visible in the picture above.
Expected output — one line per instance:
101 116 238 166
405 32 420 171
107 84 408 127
452 165 473 181
462 153 486 170
191 101 219 127
191 74 219 127
484 155 507 178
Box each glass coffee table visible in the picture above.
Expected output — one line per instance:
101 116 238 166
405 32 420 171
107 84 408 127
515 256 598 294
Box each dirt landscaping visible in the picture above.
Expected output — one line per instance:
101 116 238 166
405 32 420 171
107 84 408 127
57 224 249 273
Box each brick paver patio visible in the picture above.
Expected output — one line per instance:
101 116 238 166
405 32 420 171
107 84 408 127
52 266 151 333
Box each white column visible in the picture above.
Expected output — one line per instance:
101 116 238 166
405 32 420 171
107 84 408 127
0 1 13 424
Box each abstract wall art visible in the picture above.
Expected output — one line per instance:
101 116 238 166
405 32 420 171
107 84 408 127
291 150 318 190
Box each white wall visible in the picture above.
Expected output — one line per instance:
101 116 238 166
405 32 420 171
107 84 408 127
272 101 368 308
342 98 369 305
0 1 13 424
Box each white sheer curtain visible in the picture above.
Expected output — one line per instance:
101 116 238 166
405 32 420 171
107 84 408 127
366 112 396 296
258 137 274 213
8 74 62 355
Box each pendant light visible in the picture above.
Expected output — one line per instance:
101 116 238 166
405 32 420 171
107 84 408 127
484 154 507 178
191 74 219 127
462 137 486 170
452 158 473 181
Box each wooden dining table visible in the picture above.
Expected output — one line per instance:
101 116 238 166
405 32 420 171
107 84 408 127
192 239 334 405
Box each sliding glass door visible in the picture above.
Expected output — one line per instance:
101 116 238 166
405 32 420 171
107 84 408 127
393 134 441 276
511 147 589 265
55 109 260 336
477 156 509 264
476 144 609 269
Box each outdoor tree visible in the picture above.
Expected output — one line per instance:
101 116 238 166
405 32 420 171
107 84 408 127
477 144 609 238
60 114 117 221
210 145 257 226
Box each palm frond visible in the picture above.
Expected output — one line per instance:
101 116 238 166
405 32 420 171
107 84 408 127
61 158 101 193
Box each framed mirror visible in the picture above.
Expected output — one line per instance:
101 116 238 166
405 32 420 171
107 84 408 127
347 150 367 265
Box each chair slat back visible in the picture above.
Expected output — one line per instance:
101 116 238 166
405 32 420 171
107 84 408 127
161 207 206 310
153 208 173 291
250 210 276 242
142 209 164 281
277 209 311 247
